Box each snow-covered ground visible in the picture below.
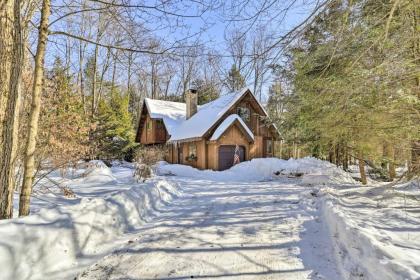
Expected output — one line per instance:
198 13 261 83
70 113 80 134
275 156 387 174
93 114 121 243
77 177 341 280
320 181 420 279
0 158 418 280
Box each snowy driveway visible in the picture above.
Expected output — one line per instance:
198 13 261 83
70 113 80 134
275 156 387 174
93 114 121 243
78 177 341 280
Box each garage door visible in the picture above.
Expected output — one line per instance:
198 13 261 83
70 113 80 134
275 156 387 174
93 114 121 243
218 145 245 171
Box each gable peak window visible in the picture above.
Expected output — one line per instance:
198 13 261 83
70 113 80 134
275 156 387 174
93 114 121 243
237 107 250 122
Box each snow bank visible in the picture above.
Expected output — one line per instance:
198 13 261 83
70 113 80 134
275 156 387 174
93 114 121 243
157 157 356 185
319 183 420 280
0 177 181 280
80 160 116 183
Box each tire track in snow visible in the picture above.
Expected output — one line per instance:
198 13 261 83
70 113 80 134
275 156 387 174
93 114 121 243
77 178 342 280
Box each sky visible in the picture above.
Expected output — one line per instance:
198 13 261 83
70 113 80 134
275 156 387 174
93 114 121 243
156 0 316 50
44 0 317 101
150 0 316 100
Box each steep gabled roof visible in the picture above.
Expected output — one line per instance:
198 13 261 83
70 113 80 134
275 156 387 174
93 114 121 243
209 114 254 142
143 98 186 136
169 88 251 142
140 87 279 142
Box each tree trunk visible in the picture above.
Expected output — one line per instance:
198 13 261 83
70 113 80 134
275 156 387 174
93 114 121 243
410 141 420 176
358 152 367 185
343 147 349 171
279 139 283 159
0 0 13 140
385 142 396 180
111 51 117 91
78 41 86 114
336 144 341 166
127 52 133 110
0 0 23 219
19 0 50 216
91 42 98 117
330 144 337 164
65 37 71 77
127 52 132 94
408 2 420 176
98 47 111 107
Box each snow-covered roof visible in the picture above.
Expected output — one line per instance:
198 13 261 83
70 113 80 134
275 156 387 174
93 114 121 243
169 88 250 141
210 114 254 142
144 98 186 136
143 87 278 141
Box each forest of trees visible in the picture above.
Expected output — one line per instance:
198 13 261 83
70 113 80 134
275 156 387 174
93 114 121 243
266 0 419 184
0 0 419 219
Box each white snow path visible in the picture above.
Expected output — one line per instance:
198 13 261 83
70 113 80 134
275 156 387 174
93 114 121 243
78 177 341 280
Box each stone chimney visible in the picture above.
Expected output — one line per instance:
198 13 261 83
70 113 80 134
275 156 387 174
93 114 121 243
186 89 198 119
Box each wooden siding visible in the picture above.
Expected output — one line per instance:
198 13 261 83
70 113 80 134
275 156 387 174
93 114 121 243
226 95 260 135
167 143 178 164
177 140 207 169
207 142 218 170
207 124 250 170
139 114 154 144
138 115 168 145
250 136 263 158
205 90 277 141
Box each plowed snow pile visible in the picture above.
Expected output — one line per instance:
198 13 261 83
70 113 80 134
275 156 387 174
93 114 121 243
80 160 117 183
0 161 180 280
157 157 357 184
320 180 420 280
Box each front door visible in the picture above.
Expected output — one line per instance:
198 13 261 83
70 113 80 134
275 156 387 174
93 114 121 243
218 145 245 171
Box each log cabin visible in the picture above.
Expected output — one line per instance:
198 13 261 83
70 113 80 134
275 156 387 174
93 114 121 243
135 87 280 171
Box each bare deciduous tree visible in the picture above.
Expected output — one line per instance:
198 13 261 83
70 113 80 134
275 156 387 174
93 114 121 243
19 0 51 216
0 0 24 219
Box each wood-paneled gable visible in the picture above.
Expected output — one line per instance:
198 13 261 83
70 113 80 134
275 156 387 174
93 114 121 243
136 104 168 145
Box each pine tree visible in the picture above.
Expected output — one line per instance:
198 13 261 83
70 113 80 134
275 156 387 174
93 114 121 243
93 90 136 160
281 0 420 180
226 64 245 91
192 78 219 105
39 57 90 165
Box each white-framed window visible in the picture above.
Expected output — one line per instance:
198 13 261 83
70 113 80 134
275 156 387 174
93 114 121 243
237 107 250 122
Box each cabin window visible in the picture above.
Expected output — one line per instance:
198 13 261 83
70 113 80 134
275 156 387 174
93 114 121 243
156 119 164 129
187 143 197 161
147 120 152 130
237 107 250 122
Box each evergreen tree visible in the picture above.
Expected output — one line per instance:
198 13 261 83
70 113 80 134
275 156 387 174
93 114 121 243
93 89 136 160
192 78 219 105
226 64 245 91
40 57 90 165
282 0 420 180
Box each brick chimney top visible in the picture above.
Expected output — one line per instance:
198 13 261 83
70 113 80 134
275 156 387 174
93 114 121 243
186 89 198 119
